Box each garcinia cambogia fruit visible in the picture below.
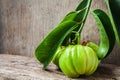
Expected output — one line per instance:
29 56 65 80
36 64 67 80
52 46 65 67
58 45 99 78
86 42 99 52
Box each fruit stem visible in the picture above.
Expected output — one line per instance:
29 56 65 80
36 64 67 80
77 33 81 44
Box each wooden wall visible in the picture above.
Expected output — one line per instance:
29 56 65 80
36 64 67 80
0 0 120 65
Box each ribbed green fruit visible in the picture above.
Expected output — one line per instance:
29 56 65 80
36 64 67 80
52 46 65 67
59 45 99 78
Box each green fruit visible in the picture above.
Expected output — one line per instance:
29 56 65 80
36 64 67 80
59 45 99 78
86 42 99 52
52 46 65 67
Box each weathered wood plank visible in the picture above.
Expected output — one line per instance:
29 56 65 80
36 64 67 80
0 0 79 57
0 54 120 80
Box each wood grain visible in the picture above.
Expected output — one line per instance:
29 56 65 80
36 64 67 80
0 0 119 65
0 54 120 80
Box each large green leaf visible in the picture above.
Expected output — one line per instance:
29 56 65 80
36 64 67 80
105 0 120 46
35 21 79 69
57 0 92 45
62 9 86 45
70 0 92 44
74 0 92 32
92 9 115 59
76 0 92 11
60 11 79 23
61 0 92 33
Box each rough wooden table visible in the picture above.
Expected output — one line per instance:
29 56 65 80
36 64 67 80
0 54 120 80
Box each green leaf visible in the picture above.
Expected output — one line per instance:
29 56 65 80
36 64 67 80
60 0 92 25
70 0 92 44
105 0 120 46
60 9 86 25
62 9 87 45
91 9 115 59
76 0 92 11
35 21 79 69
59 0 92 45
60 11 78 23
74 0 92 32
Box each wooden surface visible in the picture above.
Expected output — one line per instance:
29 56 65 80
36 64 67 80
0 0 120 65
0 54 120 80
